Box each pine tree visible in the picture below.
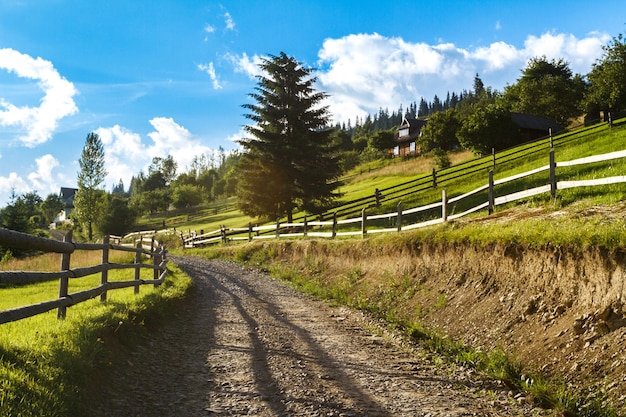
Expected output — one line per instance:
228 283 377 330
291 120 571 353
237 52 341 222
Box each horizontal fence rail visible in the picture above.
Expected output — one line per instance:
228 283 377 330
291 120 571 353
0 230 168 325
310 117 623 222
183 146 626 248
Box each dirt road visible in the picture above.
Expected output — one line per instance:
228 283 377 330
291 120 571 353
86 256 541 416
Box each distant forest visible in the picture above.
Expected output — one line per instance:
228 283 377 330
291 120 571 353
335 75 488 135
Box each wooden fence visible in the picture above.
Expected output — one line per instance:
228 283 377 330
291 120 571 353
308 117 624 221
183 147 626 248
0 229 167 324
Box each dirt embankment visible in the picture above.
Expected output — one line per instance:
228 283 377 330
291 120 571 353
267 238 626 412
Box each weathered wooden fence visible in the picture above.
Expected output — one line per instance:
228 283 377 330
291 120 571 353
183 147 626 248
0 229 167 324
308 117 622 221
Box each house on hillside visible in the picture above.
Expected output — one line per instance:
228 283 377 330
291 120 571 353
392 116 428 157
54 187 78 223
390 113 562 157
510 113 563 142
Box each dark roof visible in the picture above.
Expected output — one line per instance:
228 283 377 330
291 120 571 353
397 117 428 143
402 118 428 130
511 113 563 133
59 187 78 208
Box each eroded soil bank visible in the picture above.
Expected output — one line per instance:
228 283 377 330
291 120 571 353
258 238 626 413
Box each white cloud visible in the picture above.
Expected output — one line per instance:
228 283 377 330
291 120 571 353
27 154 59 195
224 12 235 30
0 48 78 147
315 31 609 123
97 118 214 189
0 172 30 196
204 24 215 34
523 32 610 73
96 125 146 188
198 62 223 89
471 41 523 71
227 52 266 79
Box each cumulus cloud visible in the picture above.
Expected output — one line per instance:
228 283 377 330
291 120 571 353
97 118 213 189
198 62 223 89
227 52 266 79
27 154 59 195
315 31 609 123
0 48 78 147
0 172 30 196
0 154 61 202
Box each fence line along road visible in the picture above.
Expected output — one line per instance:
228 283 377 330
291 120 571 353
0 229 168 325
183 146 626 248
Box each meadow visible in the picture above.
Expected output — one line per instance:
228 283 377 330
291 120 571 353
0 249 192 417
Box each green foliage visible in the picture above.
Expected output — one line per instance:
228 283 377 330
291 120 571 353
586 33 626 112
74 132 107 240
369 129 396 152
40 193 64 225
419 108 461 152
237 52 342 221
502 56 586 126
99 195 137 236
0 190 33 234
149 155 177 186
171 184 205 209
431 148 451 169
133 189 171 214
143 171 167 191
457 104 521 155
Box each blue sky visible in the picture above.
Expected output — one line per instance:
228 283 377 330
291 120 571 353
0 0 625 207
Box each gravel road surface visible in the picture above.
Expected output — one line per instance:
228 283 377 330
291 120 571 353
86 256 541 417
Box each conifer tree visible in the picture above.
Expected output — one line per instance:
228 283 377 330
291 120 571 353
237 52 341 222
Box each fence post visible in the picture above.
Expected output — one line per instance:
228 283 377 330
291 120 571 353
276 218 280 239
303 215 308 239
488 170 495 215
361 207 367 238
153 244 160 287
549 148 557 199
432 168 437 188
332 212 337 239
492 148 496 169
248 222 253 242
397 201 402 232
100 235 109 302
57 230 73 320
609 111 613 128
442 190 448 222
134 241 141 294
549 127 553 148
220 225 227 243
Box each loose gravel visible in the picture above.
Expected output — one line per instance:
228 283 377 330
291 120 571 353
85 256 546 417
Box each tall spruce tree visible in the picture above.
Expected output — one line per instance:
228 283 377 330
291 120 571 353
74 132 107 240
237 52 341 222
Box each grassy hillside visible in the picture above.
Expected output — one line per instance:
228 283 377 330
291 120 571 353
146 118 626 237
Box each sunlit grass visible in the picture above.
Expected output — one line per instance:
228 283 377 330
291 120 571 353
0 257 192 416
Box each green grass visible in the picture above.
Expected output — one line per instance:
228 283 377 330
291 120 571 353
0 262 192 416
